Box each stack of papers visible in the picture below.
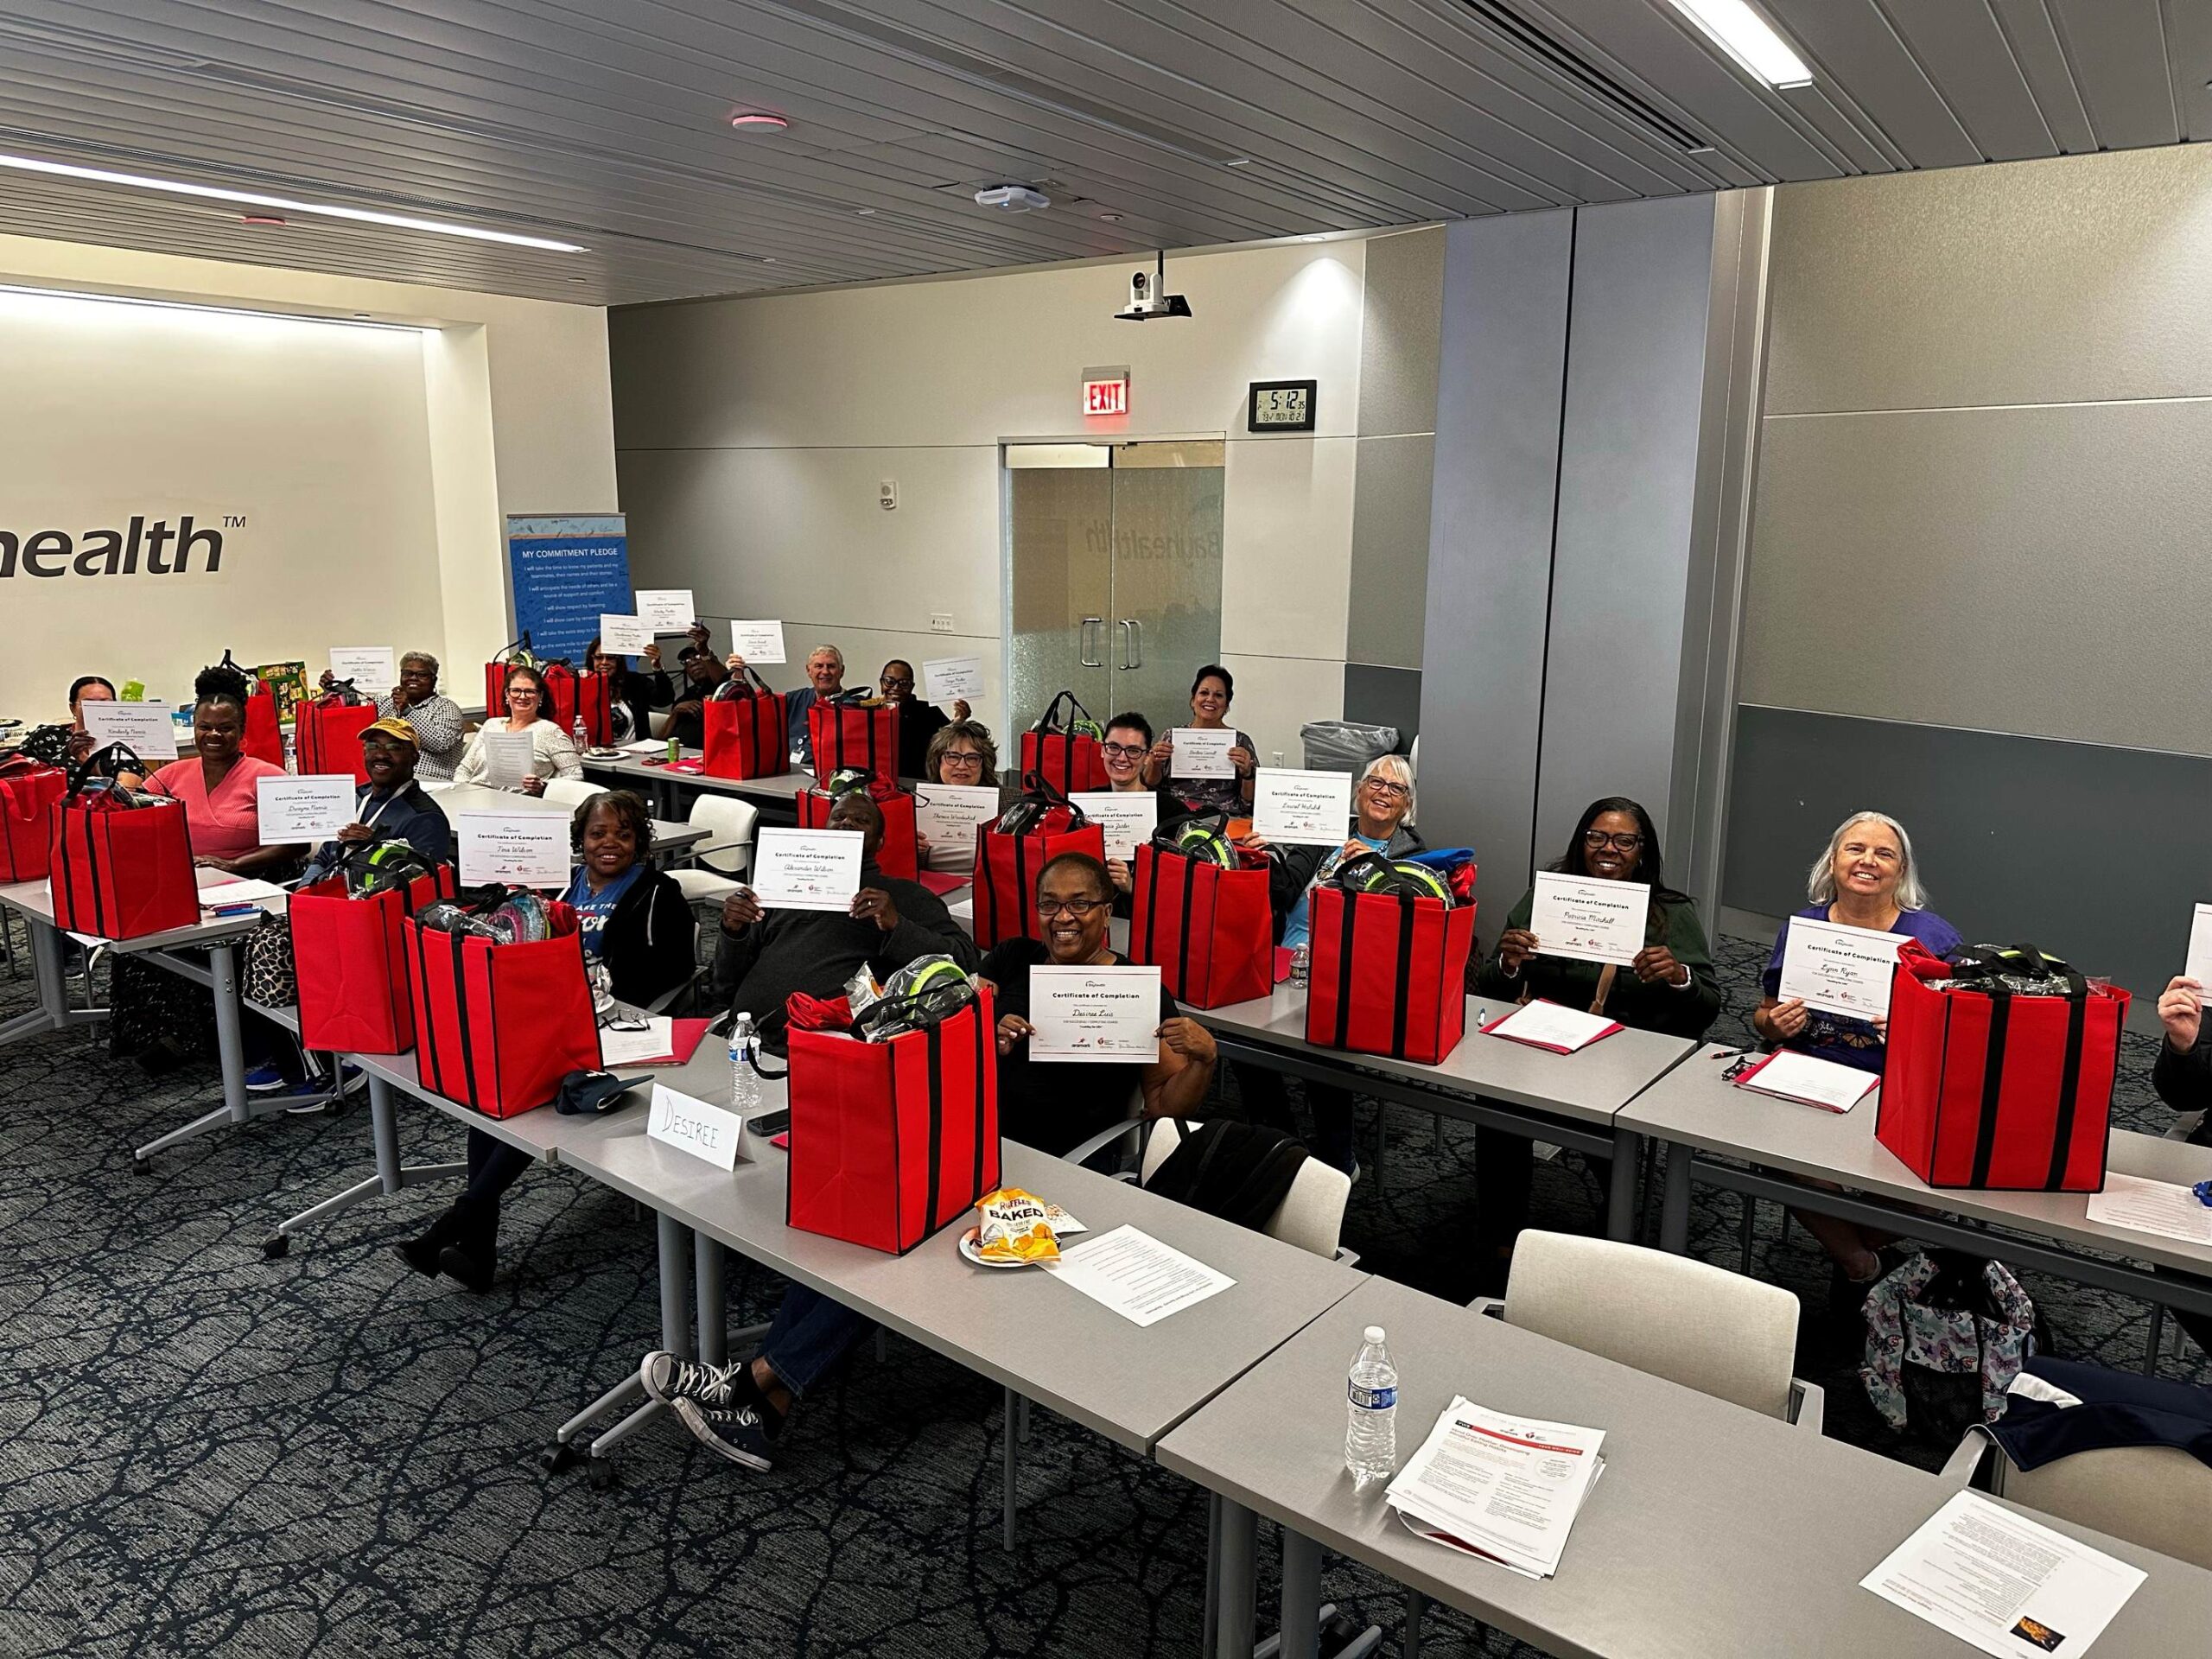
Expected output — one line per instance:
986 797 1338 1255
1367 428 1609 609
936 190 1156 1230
1482 1000 1621 1054
2084 1172 2212 1245
1385 1398 1605 1580
1732 1050 1878 1113
1046 1226 1235 1327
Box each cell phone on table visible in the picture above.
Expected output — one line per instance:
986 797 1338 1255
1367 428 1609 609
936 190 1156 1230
747 1109 790 1138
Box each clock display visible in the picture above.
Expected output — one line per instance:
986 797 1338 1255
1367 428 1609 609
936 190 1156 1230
1247 379 1318 432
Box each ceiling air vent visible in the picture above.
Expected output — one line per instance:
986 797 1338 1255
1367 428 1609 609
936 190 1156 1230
1456 1 1715 154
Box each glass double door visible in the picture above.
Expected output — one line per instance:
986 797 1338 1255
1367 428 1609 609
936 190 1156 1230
1003 439 1225 738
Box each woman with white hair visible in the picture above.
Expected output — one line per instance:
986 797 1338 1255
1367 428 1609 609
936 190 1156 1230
1755 809 1961 1290
1241 751 1425 1174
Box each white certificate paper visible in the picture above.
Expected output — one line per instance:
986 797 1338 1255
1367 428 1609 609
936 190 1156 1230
598 1018 677 1066
913 783 1003 861
82 699 177 757
634 589 696 632
1529 872 1649 967
1169 728 1236 779
598 613 655 655
456 811 569 889
1028 964 1160 1063
1071 791 1159 861
1735 1050 1878 1114
726 620 787 665
2184 902 2212 990
255 774 357 843
478 729 535 791
1860 1491 2145 1659
1484 999 1618 1054
1047 1226 1235 1327
752 826 863 912
2084 1172 2212 1246
924 656 983 704
1250 768 1353 846
327 646 397 695
1779 916 1905 1020
647 1083 747 1172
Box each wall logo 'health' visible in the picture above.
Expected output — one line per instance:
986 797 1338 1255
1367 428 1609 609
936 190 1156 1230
0 513 244 579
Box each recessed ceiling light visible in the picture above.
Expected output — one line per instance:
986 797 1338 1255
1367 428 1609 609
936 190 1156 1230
1224 157 1251 168
729 111 790 130
1662 0 1813 87
0 150 585 250
855 207 876 216
1100 212 1122 222
240 213 287 226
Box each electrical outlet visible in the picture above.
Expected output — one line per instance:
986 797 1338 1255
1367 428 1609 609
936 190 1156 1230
930 613 954 633
879 480 898 511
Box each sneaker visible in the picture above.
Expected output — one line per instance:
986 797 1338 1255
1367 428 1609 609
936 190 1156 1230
281 1079 336 1116
244 1063 289 1092
673 1398 775 1471
639 1351 749 1410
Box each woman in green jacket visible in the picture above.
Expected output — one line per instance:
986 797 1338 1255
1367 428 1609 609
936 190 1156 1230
1470 797 1723 1287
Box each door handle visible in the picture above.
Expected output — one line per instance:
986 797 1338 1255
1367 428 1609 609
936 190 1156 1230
1118 620 1135 670
1123 619 1144 669
1080 617 1104 668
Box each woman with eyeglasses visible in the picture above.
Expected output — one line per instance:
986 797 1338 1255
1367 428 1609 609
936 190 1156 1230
1471 798 1723 1287
1096 711 1191 900
582 635 676 746
451 663 583 794
1144 665 1258 818
914 719 1003 872
1240 752 1425 1176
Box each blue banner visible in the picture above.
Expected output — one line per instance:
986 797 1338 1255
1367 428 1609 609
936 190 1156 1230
505 512 631 665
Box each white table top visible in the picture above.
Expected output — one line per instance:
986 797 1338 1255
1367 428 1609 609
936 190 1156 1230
1159 1276 2212 1659
425 781 706 853
0 867 278 952
551 1040 1367 1454
580 749 816 810
1195 986 1699 1129
1622 1044 2212 1278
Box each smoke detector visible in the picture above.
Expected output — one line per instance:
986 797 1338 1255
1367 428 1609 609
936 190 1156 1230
974 184 1051 213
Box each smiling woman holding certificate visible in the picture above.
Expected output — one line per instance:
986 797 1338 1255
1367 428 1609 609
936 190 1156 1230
451 664 582 795
1471 798 1721 1286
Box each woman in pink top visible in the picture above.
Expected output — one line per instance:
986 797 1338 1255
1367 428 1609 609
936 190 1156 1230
143 664 299 874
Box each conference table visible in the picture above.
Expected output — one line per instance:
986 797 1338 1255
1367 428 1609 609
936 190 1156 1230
423 780 709 860
1192 985 1698 1239
576 746 814 826
1624 1044 2212 1329
1162 1274 2212 1659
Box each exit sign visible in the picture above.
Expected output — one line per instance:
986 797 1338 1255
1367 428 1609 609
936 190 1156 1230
1082 365 1129 418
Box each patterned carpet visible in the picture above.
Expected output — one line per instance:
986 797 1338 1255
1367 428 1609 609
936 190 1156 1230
0 922 2201 1659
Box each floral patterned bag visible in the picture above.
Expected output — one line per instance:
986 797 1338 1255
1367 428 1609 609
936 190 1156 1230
1861 1249 2043 1439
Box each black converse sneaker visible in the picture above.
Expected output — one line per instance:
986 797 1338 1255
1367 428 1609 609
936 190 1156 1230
673 1398 777 1471
639 1351 746 1410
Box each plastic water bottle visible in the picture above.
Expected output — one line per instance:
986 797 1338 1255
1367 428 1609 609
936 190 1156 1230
728 1014 761 1113
1345 1325 1397 1486
1289 942 1311 989
571 714 589 751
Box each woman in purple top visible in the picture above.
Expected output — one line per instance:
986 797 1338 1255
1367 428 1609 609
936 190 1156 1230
1753 810 1961 1293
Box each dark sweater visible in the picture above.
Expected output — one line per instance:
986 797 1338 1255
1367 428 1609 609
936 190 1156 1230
2149 1026 2212 1147
1474 886 1723 1040
710 864 979 1026
895 698 951 781
595 868 696 1007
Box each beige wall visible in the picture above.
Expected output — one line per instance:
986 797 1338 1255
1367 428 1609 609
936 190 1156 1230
612 235 1435 764
1739 145 2212 755
0 232 614 723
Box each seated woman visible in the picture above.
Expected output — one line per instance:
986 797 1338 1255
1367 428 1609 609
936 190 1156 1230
1471 798 1721 1287
582 635 675 745
640 852 1216 1472
110 664 303 1069
397 790 691 1293
451 663 582 793
1097 711 1192 901
1754 810 1961 1296
2150 976 2212 1357
913 718 1003 873
1142 665 1256 819
20 674 115 766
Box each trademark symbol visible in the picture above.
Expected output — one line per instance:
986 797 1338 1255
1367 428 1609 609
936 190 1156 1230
223 514 247 528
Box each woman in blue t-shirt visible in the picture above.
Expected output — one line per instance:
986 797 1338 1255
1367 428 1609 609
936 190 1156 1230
1754 810 1961 1292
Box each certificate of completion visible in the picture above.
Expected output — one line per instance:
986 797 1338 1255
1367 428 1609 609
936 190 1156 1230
634 589 695 632
1250 768 1353 846
255 774 357 843
1778 917 1905 1020
751 827 863 912
913 783 1002 861
1168 728 1236 779
456 812 569 888
327 646 397 695
1529 872 1649 966
82 699 178 756
1028 965 1161 1064
726 620 787 664
1070 791 1158 861
923 656 983 703
2184 902 2212 990
598 613 655 655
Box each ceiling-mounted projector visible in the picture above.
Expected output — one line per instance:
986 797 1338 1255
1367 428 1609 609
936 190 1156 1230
975 184 1051 212
1116 250 1192 321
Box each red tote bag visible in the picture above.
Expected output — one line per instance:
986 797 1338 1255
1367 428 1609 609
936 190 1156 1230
241 682 284 768
785 988 1000 1255
1304 886 1478 1065
808 699 900 785
404 919 602 1117
1020 690 1109 795
1130 842 1273 1009
294 698 377 785
543 663 615 747
702 671 790 779
1878 943 2125 1192
796 781 919 880
970 816 1106 949
483 636 533 715
48 783 200 941
0 758 67 883
292 864 457 1054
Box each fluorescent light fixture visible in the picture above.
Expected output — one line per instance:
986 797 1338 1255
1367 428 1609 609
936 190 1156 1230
0 283 430 333
1662 0 1813 88
0 151 586 251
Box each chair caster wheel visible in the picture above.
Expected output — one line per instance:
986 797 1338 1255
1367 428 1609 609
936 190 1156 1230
539 1443 581 1476
132 1158 153 1176
586 1458 616 1491
262 1233 290 1259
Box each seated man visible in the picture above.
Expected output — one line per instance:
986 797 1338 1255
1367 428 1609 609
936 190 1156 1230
663 647 732 751
646 852 1215 1472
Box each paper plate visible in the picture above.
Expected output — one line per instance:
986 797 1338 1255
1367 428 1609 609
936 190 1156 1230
957 1228 1046 1270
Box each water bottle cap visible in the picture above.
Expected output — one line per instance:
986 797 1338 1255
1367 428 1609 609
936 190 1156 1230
1363 1325 1385 1344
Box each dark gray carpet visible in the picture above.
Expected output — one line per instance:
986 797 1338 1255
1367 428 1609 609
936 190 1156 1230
0 922 2201 1659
